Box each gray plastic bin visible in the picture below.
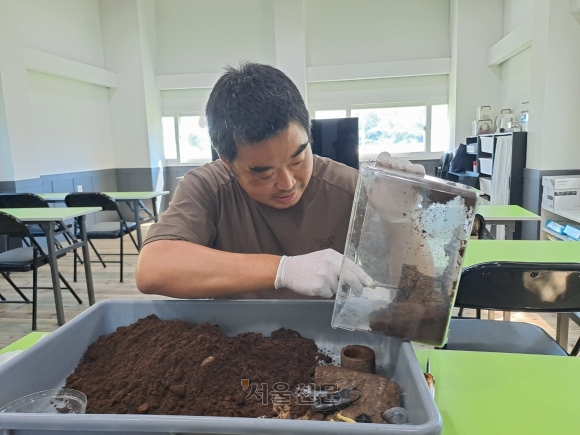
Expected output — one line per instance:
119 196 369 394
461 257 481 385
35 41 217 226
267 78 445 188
0 299 441 434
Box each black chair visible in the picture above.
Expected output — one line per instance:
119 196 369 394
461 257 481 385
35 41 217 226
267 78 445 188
568 313 580 356
0 193 54 239
448 262 580 356
0 212 82 330
435 151 453 179
0 193 81 261
471 213 486 240
64 193 138 283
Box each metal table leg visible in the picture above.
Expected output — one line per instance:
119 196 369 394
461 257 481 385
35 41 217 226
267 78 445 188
556 313 569 350
78 216 95 306
500 220 514 321
152 197 159 222
40 222 65 326
133 199 143 251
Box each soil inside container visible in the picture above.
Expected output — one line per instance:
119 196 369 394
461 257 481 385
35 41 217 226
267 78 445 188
368 265 451 343
368 187 477 345
65 315 330 418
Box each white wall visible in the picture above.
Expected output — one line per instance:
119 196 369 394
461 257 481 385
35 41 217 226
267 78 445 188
503 0 534 34
157 0 451 124
0 74 14 181
497 1 533 121
18 0 106 68
161 88 212 114
27 71 115 175
0 0 115 181
274 0 307 99
155 0 276 75
527 0 580 170
305 0 450 67
308 75 449 108
0 0 40 181
499 46 531 114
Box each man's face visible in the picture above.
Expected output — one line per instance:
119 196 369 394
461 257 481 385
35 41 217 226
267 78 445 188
222 122 313 209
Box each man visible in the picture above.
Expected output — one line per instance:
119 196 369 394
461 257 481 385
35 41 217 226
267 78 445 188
136 62 422 300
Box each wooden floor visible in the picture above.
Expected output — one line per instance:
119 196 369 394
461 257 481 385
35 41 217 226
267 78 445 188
1 229 579 353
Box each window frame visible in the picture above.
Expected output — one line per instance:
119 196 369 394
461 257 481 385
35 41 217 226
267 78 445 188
162 100 450 164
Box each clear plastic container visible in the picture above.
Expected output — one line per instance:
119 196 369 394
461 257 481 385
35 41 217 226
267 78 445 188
0 388 87 414
331 162 479 346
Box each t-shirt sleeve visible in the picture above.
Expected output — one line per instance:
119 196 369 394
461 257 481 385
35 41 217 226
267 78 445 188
143 170 218 247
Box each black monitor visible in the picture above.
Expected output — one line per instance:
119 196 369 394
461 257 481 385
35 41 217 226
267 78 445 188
311 118 359 169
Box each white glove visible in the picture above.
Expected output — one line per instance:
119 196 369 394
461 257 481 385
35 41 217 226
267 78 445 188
275 249 373 298
376 152 426 176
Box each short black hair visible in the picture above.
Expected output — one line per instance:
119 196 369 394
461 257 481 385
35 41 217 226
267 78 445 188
205 62 311 162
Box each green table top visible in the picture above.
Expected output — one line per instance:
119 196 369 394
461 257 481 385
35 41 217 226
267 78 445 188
39 191 169 202
0 332 49 355
477 205 540 221
0 207 101 222
464 240 580 268
415 349 580 435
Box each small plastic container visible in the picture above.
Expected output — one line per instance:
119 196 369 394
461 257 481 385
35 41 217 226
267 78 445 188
0 389 87 414
331 162 478 346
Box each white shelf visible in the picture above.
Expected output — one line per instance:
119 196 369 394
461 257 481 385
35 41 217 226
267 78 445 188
541 207 580 241
541 227 577 241
551 209 580 224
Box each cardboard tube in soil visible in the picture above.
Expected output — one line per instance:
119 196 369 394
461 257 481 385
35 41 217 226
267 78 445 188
340 345 376 374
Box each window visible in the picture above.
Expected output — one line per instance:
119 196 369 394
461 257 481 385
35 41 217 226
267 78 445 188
178 116 212 163
430 104 450 153
351 106 426 157
161 102 451 163
162 117 177 160
313 102 449 158
315 109 347 119
161 114 213 163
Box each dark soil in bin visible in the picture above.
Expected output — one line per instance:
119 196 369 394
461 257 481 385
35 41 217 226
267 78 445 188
65 315 328 418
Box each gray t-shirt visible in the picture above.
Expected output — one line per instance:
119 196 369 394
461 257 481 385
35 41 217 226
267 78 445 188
144 155 358 299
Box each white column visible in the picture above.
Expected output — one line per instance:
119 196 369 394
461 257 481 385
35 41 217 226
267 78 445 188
99 0 164 170
274 0 308 104
449 0 503 146
0 0 39 181
137 0 164 171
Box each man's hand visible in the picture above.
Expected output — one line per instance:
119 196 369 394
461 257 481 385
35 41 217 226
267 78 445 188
376 152 426 175
275 249 373 298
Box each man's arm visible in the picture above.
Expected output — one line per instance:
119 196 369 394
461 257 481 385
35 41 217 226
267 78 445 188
136 240 281 299
136 240 373 299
